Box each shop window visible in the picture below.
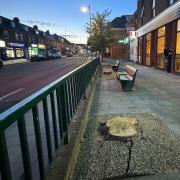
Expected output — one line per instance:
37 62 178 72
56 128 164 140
175 19 180 72
146 33 151 65
157 26 165 68
6 48 15 58
15 33 19 41
16 48 24 58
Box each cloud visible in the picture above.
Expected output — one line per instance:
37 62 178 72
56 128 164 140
24 20 56 27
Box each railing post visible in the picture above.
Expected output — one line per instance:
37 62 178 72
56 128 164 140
59 84 69 144
67 79 73 118
56 88 64 140
50 92 58 149
32 106 45 179
64 81 71 123
17 116 33 180
0 131 12 180
42 98 53 163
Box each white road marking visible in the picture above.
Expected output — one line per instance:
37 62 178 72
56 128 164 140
0 88 24 101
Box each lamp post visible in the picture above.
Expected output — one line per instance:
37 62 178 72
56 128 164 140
81 4 92 59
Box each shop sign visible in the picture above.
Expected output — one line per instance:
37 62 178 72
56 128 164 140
8 43 25 48
38 44 46 49
0 40 5 47
31 44 38 48
129 31 137 39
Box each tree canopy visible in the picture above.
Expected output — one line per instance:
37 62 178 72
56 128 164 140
86 10 114 58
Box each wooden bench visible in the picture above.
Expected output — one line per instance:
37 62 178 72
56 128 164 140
116 65 138 91
111 60 120 72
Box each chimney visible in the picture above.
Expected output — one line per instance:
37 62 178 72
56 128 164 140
13 17 20 25
33 25 38 30
46 30 50 35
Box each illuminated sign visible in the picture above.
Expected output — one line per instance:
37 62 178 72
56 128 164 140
0 40 5 47
129 31 137 39
31 44 37 48
118 37 130 44
38 44 46 49
8 43 24 48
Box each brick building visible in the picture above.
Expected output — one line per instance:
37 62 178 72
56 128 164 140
109 15 134 60
134 0 180 73
0 16 72 61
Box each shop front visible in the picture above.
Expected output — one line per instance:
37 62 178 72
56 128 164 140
38 44 46 57
28 44 38 57
0 40 6 60
6 43 26 59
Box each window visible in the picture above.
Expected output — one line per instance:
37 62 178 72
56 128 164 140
16 48 24 58
28 36 31 43
146 33 151 65
15 32 19 41
6 48 15 58
175 19 180 72
157 26 165 68
152 0 156 18
24 26 29 31
3 30 9 39
0 17 2 24
141 6 144 24
11 21 15 27
168 0 174 6
19 34 24 42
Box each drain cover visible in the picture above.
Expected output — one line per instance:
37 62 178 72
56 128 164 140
99 117 139 140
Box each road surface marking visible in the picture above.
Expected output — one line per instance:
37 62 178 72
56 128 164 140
0 88 24 101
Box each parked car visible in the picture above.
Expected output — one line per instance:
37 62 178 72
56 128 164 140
52 52 61 59
46 51 54 60
30 55 46 62
67 52 73 57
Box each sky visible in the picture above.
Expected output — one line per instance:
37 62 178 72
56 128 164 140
0 0 137 44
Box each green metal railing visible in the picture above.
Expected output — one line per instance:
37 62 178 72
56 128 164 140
0 57 100 180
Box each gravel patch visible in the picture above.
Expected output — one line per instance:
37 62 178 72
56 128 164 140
73 113 180 180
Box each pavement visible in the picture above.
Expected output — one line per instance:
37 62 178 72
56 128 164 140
2 58 29 65
72 58 180 179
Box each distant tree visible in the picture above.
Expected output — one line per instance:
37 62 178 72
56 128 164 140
86 10 114 61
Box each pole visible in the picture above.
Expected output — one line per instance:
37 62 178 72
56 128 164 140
89 4 93 60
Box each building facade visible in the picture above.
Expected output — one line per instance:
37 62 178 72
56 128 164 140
0 16 72 61
134 0 180 73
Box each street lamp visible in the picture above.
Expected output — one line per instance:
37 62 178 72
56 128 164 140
81 5 92 59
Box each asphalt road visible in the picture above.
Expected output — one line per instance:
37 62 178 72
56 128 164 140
0 56 87 112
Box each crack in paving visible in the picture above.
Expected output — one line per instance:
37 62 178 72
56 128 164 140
125 139 133 176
